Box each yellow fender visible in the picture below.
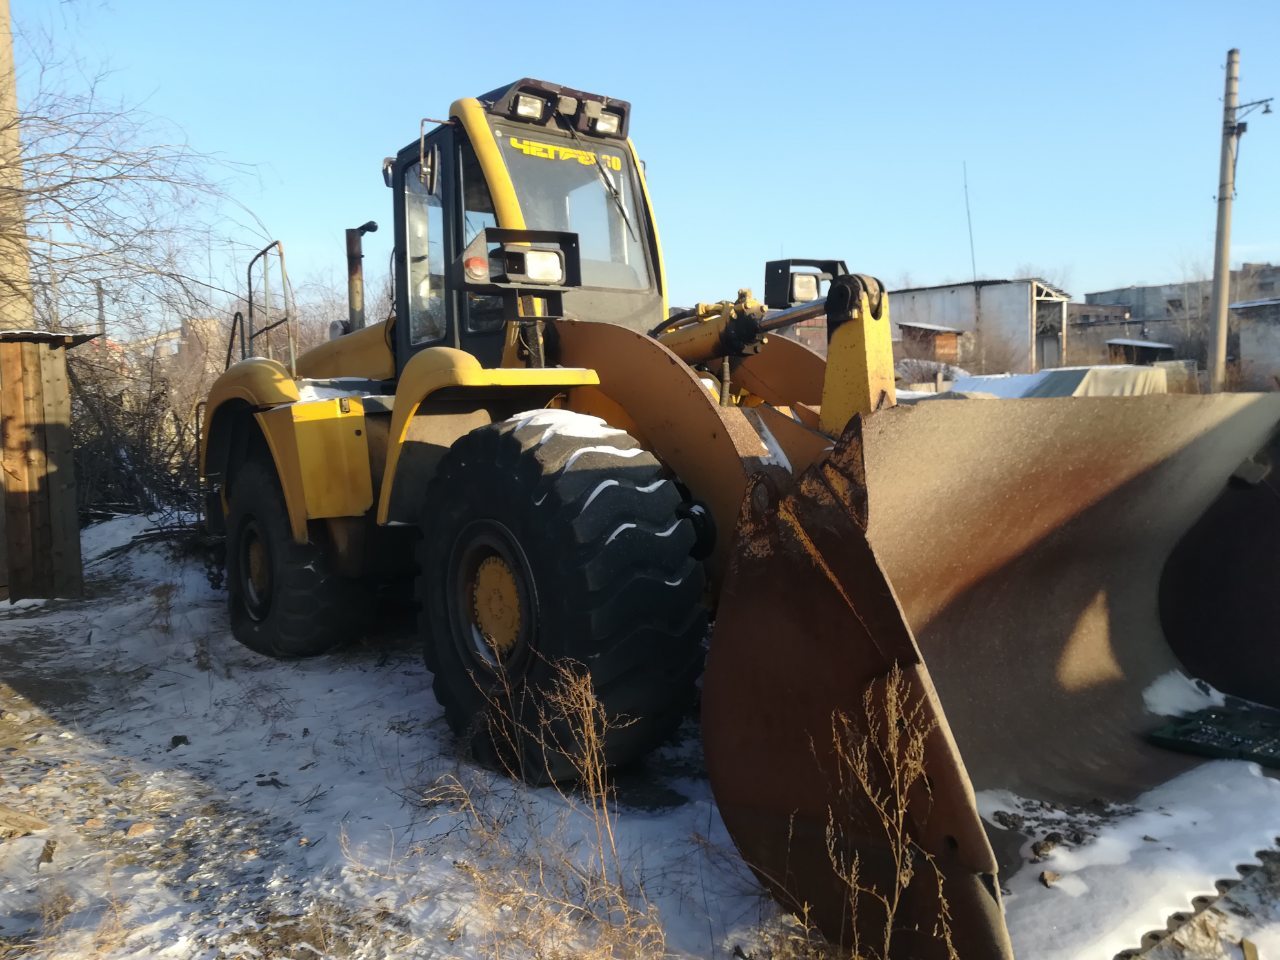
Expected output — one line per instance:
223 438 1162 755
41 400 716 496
202 357 371 544
200 357 300 470
375 347 600 524
255 398 373 542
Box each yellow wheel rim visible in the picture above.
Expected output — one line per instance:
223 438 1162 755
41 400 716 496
471 555 522 658
243 530 271 617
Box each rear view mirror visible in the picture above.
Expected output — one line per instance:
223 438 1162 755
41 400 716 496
418 119 438 195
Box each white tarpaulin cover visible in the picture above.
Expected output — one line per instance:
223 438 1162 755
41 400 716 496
951 364 1168 398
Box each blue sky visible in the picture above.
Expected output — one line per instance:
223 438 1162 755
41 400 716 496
14 0 1280 306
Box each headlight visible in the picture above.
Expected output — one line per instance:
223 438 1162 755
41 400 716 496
593 111 622 136
522 249 565 284
514 93 547 121
790 274 820 303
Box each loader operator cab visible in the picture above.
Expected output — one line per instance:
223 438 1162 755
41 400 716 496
387 79 664 372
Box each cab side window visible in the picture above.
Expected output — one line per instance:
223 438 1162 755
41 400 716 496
458 136 504 332
405 153 446 344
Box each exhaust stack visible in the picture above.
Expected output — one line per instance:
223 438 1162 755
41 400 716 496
345 221 378 331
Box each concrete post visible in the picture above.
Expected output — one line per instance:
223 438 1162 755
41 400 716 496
0 0 33 331
1208 49 1240 393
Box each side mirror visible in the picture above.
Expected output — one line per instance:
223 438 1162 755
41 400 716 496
764 258 849 309
418 135 438 195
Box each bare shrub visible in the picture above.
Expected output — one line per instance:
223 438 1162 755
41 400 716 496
964 330 1022 375
401 660 666 959
822 665 958 960
69 343 205 515
0 878 133 960
751 666 960 959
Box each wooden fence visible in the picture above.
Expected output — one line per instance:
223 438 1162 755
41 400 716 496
0 331 95 601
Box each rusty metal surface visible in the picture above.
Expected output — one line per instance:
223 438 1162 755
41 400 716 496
859 393 1280 803
733 331 827 407
704 391 1280 956
703 423 1012 959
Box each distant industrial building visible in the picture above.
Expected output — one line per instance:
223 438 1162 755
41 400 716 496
1084 280 1212 325
1107 338 1175 366
1068 303 1139 364
1233 297 1280 389
1084 263 1279 328
896 321 964 365
889 279 1069 374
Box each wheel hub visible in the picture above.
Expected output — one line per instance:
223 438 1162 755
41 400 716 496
241 523 272 620
470 555 522 658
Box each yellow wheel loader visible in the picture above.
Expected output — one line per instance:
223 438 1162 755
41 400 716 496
201 79 1280 958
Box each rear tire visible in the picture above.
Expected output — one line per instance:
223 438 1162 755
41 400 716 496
226 457 368 658
417 410 707 783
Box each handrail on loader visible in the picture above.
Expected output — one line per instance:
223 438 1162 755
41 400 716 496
222 241 298 375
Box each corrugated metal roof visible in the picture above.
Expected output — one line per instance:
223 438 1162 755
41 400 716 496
1230 298 1280 310
897 321 964 334
890 277 1070 300
891 278 1070 299
893 279 1016 294
1107 338 1175 349
0 330 99 347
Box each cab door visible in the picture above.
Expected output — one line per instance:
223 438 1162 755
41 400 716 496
393 125 457 374
394 125 515 372
451 132 510 368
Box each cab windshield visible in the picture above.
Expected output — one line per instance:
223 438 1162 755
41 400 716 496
494 126 651 291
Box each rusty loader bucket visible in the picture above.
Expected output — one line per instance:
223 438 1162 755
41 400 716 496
703 391 1280 958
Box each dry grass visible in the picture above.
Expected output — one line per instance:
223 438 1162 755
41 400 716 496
148 582 177 635
0 880 132 960
382 659 667 959
823 665 958 960
360 657 959 960
743 665 959 960
222 898 416 959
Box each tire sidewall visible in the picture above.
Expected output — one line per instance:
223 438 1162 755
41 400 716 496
424 454 570 721
419 412 708 782
226 461 292 656
224 457 363 658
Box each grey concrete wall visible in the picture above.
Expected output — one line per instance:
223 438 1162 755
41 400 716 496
1084 282 1211 323
1236 303 1280 389
979 282 1034 372
890 281 1036 373
1240 321 1280 389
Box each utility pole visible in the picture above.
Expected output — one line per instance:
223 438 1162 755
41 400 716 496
0 0 32 331
1207 50 1240 393
1208 50 1273 392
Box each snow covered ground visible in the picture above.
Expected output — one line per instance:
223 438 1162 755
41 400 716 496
0 516 1277 958
981 767 1280 959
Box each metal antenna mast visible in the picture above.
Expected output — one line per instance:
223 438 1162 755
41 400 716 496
963 161 977 284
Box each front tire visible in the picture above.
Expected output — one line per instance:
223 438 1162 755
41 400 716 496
418 410 707 783
225 457 367 658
